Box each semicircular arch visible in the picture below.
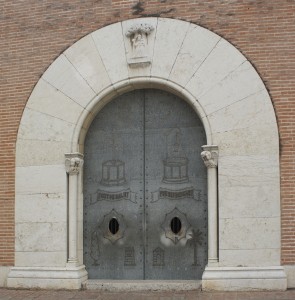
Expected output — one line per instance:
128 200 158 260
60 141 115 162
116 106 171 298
15 17 281 275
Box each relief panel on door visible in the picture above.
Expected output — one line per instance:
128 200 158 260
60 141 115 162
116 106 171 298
144 91 207 279
83 89 207 280
83 91 145 279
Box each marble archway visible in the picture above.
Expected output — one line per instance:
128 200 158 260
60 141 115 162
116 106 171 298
9 18 286 291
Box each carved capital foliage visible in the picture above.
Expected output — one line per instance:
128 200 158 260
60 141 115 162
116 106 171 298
201 145 218 168
65 153 84 175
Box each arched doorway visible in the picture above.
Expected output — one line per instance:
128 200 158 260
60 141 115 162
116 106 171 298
9 17 285 291
83 89 207 279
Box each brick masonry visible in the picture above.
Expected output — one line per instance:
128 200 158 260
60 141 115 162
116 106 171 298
0 0 295 266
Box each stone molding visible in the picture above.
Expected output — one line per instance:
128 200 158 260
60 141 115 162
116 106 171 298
7 266 87 289
202 266 287 291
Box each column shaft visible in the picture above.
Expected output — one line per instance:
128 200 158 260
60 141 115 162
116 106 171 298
201 145 219 266
208 166 218 264
65 153 83 267
68 173 78 265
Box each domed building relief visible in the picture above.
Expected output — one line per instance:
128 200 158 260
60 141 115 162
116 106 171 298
152 128 202 202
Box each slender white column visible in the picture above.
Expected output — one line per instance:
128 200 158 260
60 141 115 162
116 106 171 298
201 145 219 266
65 153 84 267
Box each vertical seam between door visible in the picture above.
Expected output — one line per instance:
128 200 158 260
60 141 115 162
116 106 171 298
143 90 146 280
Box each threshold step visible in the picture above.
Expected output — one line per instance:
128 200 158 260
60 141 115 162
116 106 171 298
84 280 202 291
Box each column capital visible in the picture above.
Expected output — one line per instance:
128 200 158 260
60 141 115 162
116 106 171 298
201 145 218 168
65 153 84 175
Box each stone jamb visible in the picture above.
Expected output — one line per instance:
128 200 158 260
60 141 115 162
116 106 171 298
201 145 219 266
65 153 84 267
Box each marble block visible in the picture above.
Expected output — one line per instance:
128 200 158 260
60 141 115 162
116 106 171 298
43 54 96 108
92 22 128 84
151 18 190 79
64 35 111 94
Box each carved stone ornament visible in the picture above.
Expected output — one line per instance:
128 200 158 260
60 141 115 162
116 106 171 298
161 207 190 244
65 153 84 175
125 22 154 68
101 209 126 244
201 145 218 168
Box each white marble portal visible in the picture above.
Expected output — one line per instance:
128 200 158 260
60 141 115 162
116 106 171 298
7 17 286 290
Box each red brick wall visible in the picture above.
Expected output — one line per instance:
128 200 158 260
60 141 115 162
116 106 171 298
1 0 295 266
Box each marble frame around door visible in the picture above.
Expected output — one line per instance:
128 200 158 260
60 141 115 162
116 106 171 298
8 17 286 291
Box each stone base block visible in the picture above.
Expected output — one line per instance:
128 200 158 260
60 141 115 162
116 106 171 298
202 266 287 291
7 265 88 289
85 280 201 291
0 266 11 287
284 265 295 288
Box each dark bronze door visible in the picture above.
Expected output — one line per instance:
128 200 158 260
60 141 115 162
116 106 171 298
83 89 207 280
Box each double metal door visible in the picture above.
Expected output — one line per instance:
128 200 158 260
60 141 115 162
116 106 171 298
83 89 207 280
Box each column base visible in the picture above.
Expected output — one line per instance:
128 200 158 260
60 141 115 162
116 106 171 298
207 258 219 267
7 265 88 290
66 260 79 268
202 266 287 291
